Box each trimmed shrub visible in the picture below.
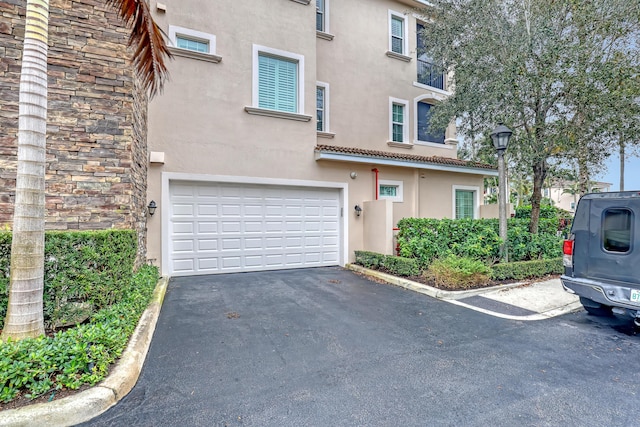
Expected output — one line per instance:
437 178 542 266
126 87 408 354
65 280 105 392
0 265 159 403
425 255 491 289
397 217 563 266
383 255 421 277
354 251 386 269
490 258 563 281
0 230 137 330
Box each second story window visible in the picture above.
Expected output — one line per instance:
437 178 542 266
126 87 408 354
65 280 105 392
256 50 300 113
390 98 408 143
390 14 405 55
316 86 325 131
176 36 209 53
316 0 325 32
417 101 445 144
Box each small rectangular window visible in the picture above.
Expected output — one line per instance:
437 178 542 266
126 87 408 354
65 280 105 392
392 103 404 142
380 185 397 197
455 190 475 219
391 16 404 54
379 180 403 202
316 86 325 131
176 36 209 53
602 208 632 253
316 0 325 31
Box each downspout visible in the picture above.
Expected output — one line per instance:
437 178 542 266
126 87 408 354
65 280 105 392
372 168 379 200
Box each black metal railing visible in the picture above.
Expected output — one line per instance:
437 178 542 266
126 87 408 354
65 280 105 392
417 58 445 90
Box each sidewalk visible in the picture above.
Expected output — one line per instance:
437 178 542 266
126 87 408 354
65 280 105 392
347 264 582 320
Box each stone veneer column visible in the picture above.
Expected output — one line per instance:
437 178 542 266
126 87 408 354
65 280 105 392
0 0 149 262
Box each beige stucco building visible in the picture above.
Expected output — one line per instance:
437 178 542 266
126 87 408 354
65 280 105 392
145 0 498 276
546 181 612 213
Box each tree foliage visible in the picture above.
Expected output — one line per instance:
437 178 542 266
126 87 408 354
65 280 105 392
420 0 640 232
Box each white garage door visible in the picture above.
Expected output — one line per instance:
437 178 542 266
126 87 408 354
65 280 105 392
168 181 341 275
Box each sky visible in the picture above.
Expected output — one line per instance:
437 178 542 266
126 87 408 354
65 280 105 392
595 153 640 191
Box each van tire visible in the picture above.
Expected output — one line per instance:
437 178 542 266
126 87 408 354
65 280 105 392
579 297 613 316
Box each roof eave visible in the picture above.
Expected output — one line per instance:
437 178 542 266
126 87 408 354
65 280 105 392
315 151 498 177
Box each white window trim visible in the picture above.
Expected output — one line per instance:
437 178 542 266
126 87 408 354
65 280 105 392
168 25 221 62
316 81 330 134
251 44 306 116
413 95 453 149
388 10 409 57
379 180 404 203
452 185 480 219
389 97 409 144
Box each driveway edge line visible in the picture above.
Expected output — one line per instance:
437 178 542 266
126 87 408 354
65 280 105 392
0 276 169 427
346 264 583 320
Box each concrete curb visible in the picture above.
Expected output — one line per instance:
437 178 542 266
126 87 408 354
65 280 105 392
346 264 527 300
0 276 169 427
346 264 583 320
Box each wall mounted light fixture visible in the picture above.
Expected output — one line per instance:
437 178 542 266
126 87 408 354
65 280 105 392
350 172 358 179
147 200 157 216
354 205 362 217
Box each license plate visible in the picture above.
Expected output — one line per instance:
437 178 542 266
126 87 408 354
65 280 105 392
631 289 640 303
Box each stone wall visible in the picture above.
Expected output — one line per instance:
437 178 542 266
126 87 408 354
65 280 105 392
0 0 148 259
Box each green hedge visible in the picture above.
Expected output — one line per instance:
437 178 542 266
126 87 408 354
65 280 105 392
0 264 159 403
514 205 571 219
354 251 386 269
490 258 563 281
354 251 421 276
0 230 137 330
396 217 563 266
383 255 421 277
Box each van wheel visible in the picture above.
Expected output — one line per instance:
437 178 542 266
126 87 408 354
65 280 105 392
579 297 613 316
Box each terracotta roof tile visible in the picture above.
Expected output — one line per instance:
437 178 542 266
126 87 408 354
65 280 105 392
315 144 496 171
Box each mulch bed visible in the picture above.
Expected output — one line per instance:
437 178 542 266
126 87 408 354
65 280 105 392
353 266 559 292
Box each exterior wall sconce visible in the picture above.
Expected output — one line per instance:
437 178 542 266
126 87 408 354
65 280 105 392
354 205 362 217
350 172 358 179
147 200 157 216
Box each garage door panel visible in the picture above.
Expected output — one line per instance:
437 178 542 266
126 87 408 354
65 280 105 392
173 204 194 216
245 221 263 232
198 258 218 270
198 239 218 251
197 222 217 233
266 222 284 233
198 204 217 216
323 223 339 233
221 221 241 233
266 237 283 247
173 222 194 234
173 240 194 252
222 238 242 250
169 182 341 275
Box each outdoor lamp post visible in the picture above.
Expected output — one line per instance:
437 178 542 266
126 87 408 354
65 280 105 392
490 123 513 262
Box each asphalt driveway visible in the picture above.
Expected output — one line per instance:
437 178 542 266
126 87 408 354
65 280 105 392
86 267 640 426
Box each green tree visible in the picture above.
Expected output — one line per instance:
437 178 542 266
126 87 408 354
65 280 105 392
421 0 640 232
2 0 171 341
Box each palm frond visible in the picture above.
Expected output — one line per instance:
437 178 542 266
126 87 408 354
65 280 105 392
108 0 172 98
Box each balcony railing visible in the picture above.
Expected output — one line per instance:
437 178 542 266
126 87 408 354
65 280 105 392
417 58 445 91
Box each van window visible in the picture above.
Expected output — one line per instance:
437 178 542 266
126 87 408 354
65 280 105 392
602 208 632 253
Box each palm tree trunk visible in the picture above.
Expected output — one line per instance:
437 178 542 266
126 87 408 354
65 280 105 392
2 0 49 340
